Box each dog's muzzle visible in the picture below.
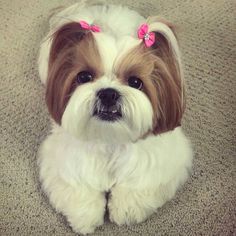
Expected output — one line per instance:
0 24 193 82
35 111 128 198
93 88 122 121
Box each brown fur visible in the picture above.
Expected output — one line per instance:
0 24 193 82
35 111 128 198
46 22 103 123
115 25 185 134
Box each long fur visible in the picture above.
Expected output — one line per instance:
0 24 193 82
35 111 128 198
38 3 193 235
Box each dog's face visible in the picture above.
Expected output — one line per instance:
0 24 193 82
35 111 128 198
46 20 184 142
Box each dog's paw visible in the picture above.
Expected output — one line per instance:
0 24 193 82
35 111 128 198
108 187 155 225
66 197 105 235
68 212 103 235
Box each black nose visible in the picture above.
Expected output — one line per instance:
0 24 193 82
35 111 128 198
97 88 120 106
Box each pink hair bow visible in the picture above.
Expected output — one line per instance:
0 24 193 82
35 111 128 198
137 23 155 47
79 20 101 32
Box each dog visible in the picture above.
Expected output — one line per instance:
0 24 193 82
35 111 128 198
38 2 193 234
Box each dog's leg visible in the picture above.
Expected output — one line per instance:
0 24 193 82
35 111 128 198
42 178 106 234
108 184 175 225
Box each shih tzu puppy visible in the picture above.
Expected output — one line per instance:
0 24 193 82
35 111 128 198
38 2 193 234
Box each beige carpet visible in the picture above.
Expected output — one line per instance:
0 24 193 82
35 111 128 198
1 0 236 235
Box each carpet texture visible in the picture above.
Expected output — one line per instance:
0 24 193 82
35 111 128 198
1 0 236 235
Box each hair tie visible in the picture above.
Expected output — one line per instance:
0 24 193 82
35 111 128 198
137 23 155 47
79 20 101 32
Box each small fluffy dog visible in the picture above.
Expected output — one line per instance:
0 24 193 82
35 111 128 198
38 2 193 234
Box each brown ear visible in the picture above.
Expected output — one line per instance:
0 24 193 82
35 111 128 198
147 20 185 134
46 22 86 123
46 22 101 124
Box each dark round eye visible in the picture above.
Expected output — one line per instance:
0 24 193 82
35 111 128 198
76 71 93 83
128 76 143 90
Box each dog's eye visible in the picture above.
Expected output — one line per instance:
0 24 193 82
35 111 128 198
128 76 143 90
76 71 93 83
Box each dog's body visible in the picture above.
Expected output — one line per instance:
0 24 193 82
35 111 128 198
38 3 193 234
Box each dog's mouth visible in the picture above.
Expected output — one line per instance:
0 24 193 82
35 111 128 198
93 105 122 121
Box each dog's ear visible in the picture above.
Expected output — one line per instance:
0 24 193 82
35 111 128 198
46 23 90 124
48 22 87 65
147 18 185 134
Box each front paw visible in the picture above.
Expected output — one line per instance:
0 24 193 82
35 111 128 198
69 215 103 235
108 187 155 225
65 197 106 235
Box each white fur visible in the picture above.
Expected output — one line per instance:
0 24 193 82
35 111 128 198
38 3 193 235
38 35 51 84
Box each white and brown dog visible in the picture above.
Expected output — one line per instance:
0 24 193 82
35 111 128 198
38 2 193 234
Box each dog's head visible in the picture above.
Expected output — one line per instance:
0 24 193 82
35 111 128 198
46 18 185 142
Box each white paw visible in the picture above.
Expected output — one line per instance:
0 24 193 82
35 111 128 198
65 198 106 235
108 187 155 225
68 213 103 235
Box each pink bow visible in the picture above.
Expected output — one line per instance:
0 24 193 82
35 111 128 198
79 20 101 32
137 24 155 47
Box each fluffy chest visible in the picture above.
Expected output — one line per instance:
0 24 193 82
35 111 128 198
44 132 134 191
41 126 188 192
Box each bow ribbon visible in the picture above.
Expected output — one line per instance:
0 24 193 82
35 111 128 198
79 20 101 32
137 23 155 47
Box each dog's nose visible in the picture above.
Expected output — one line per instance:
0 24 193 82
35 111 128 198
97 88 120 106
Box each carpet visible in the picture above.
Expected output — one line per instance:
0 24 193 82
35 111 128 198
0 0 235 235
